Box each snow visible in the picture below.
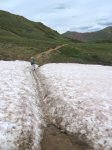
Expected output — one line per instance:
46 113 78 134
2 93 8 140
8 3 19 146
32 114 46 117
0 61 43 150
38 63 112 150
0 61 112 150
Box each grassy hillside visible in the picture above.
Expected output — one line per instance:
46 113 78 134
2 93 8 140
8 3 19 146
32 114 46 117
0 10 64 40
63 27 112 42
0 10 70 60
0 10 112 66
38 43 112 66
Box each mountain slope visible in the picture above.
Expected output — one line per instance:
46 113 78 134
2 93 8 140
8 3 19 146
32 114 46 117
0 10 63 41
63 27 112 42
0 10 71 60
0 10 112 66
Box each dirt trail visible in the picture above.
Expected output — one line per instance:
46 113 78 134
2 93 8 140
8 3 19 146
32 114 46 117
35 44 68 60
41 124 91 150
32 69 92 150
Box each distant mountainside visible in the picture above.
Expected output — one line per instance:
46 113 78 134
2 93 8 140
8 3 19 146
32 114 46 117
63 27 112 42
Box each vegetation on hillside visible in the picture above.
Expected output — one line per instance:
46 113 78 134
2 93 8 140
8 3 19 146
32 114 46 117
0 10 112 66
38 43 112 65
0 10 70 60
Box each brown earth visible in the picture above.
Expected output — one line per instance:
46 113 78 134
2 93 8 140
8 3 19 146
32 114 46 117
35 44 67 65
41 124 92 150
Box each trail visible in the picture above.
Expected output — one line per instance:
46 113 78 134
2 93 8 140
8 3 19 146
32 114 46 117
32 67 91 150
35 44 67 60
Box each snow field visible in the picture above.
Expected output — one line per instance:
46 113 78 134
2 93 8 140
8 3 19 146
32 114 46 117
0 61 112 150
38 63 112 150
0 61 43 150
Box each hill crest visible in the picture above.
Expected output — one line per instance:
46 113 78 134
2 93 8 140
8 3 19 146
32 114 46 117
63 26 112 42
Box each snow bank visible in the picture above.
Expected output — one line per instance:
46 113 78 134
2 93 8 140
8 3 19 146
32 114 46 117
0 61 43 150
38 63 112 150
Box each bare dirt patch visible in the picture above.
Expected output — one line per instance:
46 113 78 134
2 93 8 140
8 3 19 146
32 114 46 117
41 124 92 150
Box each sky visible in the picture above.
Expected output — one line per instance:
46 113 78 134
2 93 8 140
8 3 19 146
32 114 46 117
0 0 112 33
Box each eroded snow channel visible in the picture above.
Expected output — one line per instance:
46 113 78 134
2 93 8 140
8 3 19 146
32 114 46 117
0 61 43 150
38 63 112 150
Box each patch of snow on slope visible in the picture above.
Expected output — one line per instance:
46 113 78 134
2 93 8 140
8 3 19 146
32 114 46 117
0 61 43 150
38 63 112 150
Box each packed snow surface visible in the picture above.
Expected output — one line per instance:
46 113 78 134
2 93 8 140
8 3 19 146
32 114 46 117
38 63 112 150
0 61 112 150
0 61 43 150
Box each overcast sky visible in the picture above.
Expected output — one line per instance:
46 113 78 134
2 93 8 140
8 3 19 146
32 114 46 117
0 0 112 33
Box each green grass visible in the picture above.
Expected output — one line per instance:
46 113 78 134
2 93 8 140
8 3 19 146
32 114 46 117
0 10 70 60
0 10 112 66
49 43 112 65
